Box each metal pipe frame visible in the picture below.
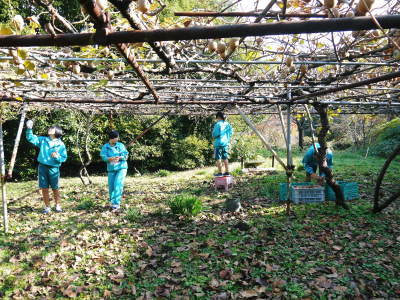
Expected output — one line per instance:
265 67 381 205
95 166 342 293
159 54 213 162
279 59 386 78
5 79 399 93
0 15 399 47
5 78 396 86
0 55 395 67
290 70 400 102
13 84 400 92
16 90 400 105
174 11 328 18
2 94 400 106
18 103 400 115
11 88 400 103
16 89 281 99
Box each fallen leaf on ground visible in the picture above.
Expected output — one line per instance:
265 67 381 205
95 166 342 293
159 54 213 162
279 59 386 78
240 289 258 298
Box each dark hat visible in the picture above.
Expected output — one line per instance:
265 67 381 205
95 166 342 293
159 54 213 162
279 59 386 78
108 130 119 139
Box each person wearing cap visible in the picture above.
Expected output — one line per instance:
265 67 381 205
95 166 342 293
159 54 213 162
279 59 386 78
302 143 333 185
100 130 129 211
212 111 233 176
25 120 67 213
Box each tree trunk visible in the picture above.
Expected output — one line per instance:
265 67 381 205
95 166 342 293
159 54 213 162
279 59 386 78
314 104 348 209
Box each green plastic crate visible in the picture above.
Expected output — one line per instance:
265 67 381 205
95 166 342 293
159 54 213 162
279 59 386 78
325 181 359 201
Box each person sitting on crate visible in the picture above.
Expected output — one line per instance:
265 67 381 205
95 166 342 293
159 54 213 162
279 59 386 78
302 143 333 185
212 111 233 177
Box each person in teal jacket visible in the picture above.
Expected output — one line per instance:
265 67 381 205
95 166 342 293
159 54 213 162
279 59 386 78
100 130 129 211
26 120 67 213
212 112 233 176
302 143 333 185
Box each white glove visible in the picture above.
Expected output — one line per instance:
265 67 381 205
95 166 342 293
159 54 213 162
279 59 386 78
26 120 33 129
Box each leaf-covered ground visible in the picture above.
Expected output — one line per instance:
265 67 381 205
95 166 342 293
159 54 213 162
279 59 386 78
1 151 399 299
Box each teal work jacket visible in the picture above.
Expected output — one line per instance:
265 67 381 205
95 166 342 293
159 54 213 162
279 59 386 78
100 142 129 172
26 129 67 167
212 120 233 147
302 143 333 176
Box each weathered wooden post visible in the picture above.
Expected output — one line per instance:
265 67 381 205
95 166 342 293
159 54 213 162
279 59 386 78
236 106 287 170
286 91 294 214
0 121 8 233
277 104 288 146
286 103 292 167
7 104 27 179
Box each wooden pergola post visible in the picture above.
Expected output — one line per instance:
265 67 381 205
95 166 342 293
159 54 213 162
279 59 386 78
0 121 8 233
277 104 288 146
7 104 27 179
286 92 294 214
236 105 287 171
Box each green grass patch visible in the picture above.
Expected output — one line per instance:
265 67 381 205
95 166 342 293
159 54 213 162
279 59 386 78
155 169 171 177
125 207 142 223
168 193 203 217
1 150 399 299
76 197 96 210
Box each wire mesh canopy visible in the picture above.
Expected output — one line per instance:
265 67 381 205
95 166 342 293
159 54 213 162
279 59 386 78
0 0 399 115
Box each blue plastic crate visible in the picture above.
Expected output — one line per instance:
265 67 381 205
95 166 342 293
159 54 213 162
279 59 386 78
290 185 325 204
279 182 313 201
325 182 359 201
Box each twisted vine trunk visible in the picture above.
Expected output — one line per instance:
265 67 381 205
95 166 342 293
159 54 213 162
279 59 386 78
373 144 400 213
76 112 94 185
314 104 348 209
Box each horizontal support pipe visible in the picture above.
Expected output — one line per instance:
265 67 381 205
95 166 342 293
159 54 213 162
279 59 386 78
174 11 328 18
291 70 400 102
17 104 398 115
16 91 400 104
323 101 400 106
4 78 395 86
11 83 400 91
0 15 399 47
0 96 257 105
2 95 399 107
0 55 393 66
5 78 399 92
15 89 278 98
